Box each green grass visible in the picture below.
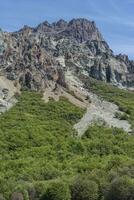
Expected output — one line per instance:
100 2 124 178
0 90 133 199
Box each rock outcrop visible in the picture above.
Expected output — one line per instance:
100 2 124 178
0 76 18 113
0 18 134 91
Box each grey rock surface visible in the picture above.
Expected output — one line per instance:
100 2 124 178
0 18 133 91
74 91 132 136
0 76 18 113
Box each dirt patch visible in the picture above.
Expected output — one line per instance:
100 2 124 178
43 82 88 109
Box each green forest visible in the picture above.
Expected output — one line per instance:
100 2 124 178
0 80 134 200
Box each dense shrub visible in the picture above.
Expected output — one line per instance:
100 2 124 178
11 192 24 200
42 181 71 200
0 194 6 200
0 88 133 199
104 176 134 200
71 175 99 200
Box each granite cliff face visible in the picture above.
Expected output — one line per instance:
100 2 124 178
0 18 134 96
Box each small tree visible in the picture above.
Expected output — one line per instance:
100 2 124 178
42 181 71 200
0 194 5 200
11 192 23 200
104 176 134 200
71 175 99 200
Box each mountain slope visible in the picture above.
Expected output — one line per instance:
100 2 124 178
0 89 134 199
0 18 134 92
0 18 134 199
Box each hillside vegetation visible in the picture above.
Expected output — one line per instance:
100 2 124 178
0 86 134 200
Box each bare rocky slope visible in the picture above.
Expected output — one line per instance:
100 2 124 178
0 18 134 90
0 18 134 127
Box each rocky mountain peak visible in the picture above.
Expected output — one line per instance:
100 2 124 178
68 18 95 29
17 25 33 35
0 17 134 94
63 18 104 42
36 20 52 33
35 18 104 43
53 19 67 29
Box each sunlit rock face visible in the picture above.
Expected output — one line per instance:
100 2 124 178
0 18 134 91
